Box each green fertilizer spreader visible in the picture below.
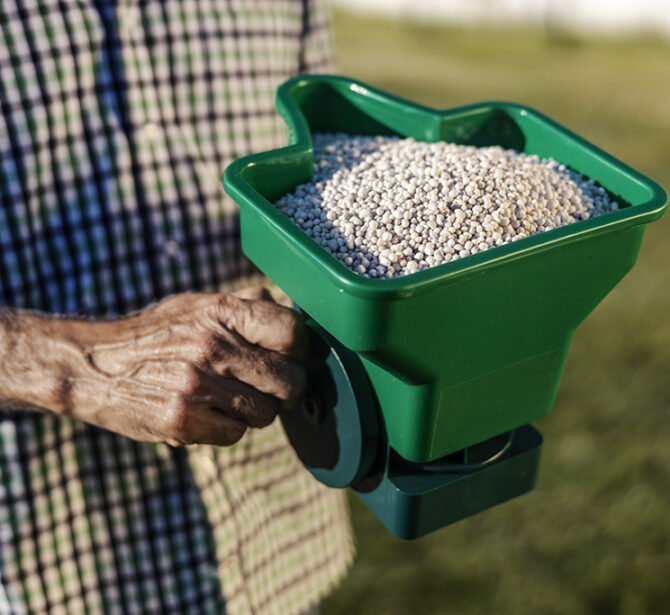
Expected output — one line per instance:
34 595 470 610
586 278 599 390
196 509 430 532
224 75 667 539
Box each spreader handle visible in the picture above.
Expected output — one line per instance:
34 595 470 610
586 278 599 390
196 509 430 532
279 319 380 489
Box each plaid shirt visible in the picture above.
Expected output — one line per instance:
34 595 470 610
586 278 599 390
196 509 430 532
0 1 354 614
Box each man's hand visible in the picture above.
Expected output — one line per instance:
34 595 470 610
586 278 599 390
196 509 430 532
0 289 308 446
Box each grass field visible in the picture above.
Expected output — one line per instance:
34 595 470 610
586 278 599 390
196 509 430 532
321 11 670 615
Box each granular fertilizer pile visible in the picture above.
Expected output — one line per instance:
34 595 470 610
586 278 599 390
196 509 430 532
274 134 618 278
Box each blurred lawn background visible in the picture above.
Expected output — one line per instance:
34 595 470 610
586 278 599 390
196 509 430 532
322 9 670 615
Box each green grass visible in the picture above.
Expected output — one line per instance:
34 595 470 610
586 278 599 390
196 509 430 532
322 11 670 615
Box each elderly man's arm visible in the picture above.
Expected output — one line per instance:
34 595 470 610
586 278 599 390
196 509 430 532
0 289 307 446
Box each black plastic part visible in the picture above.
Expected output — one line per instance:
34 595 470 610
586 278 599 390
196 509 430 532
279 320 379 489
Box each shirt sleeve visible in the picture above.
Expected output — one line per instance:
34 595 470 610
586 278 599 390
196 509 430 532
300 0 336 74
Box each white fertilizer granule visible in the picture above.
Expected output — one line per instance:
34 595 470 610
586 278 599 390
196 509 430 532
274 133 618 279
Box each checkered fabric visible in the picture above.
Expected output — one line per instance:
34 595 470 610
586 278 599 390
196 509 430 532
0 1 354 614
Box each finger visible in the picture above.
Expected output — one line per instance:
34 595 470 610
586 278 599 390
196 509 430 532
208 331 307 406
215 295 309 362
190 369 282 428
232 286 274 302
172 407 249 447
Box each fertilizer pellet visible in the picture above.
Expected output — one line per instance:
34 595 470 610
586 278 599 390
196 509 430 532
274 134 618 278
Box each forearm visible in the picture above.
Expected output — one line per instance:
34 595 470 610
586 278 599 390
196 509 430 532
0 307 91 414
0 306 179 435
0 292 308 446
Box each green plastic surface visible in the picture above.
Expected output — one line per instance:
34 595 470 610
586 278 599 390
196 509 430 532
224 75 668 463
355 425 542 540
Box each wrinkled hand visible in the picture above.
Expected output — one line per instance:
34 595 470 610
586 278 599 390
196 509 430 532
69 288 308 446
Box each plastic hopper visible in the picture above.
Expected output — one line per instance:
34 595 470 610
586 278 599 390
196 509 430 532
224 75 667 538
